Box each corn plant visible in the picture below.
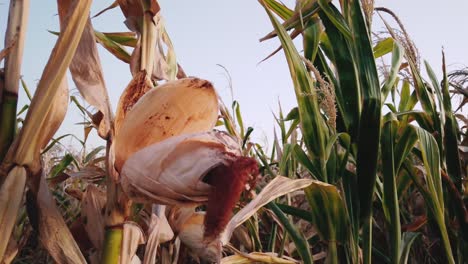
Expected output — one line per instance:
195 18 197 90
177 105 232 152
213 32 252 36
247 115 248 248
258 0 466 263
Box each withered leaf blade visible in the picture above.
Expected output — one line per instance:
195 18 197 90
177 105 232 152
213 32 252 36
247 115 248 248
9 0 92 167
220 176 314 245
58 0 113 139
120 222 145 264
114 78 219 171
93 0 118 18
117 0 160 21
26 173 86 264
0 166 27 261
143 205 174 264
82 185 107 250
38 77 69 150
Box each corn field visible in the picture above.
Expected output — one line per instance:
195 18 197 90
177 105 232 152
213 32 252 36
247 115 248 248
0 0 467 263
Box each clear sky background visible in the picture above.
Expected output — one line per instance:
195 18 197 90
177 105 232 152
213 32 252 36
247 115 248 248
1 0 467 152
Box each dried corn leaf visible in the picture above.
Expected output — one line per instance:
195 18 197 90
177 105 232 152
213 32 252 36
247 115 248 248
58 0 113 139
221 252 298 264
120 131 240 205
143 206 174 264
114 70 153 132
9 0 92 168
118 0 159 20
220 176 313 244
38 78 69 150
82 185 107 250
93 0 118 18
26 173 86 264
0 166 26 261
130 13 177 81
1 236 18 264
67 165 106 182
120 222 145 264
3 0 29 95
114 78 219 171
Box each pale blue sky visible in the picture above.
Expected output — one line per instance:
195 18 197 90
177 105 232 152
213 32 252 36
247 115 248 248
1 0 467 151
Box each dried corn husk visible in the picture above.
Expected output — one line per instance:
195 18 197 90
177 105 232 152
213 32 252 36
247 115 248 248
114 78 219 171
114 70 153 132
120 131 240 205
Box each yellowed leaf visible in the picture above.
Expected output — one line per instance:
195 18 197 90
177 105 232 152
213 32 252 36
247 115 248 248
58 3 113 139
10 0 92 168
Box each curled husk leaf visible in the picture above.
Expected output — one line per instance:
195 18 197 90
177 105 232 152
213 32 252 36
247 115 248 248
120 131 241 205
114 78 219 171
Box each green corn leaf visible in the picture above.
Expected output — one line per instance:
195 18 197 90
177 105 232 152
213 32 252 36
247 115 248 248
305 180 348 263
261 0 327 178
84 145 106 164
317 0 352 40
381 42 404 103
413 126 455 263
441 53 463 191
99 31 137 47
49 154 74 178
303 16 322 63
276 203 313 222
263 0 293 20
398 80 411 112
293 144 322 181
268 202 313 264
94 31 131 63
319 10 361 138
399 232 420 264
381 113 401 264
373 37 394 59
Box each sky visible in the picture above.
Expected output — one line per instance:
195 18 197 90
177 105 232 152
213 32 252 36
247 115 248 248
0 0 467 152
